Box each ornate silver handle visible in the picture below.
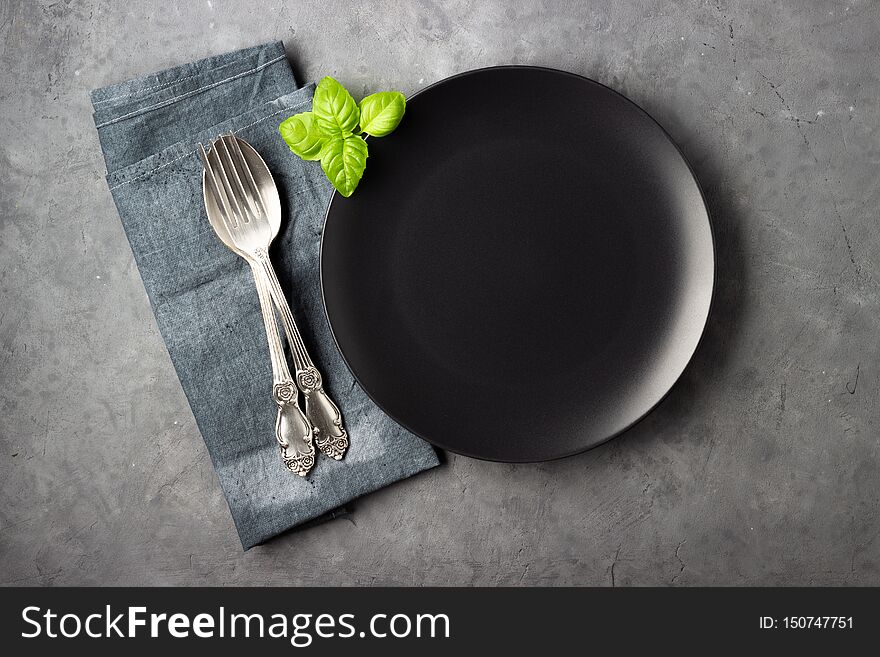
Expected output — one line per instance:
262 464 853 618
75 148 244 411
274 396 316 476
251 267 315 477
297 367 348 460
255 251 349 461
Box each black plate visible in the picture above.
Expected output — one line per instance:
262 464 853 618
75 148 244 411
320 67 714 462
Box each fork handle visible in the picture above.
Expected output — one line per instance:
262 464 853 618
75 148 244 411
251 263 292 399
299 368 349 460
251 266 315 476
254 251 349 461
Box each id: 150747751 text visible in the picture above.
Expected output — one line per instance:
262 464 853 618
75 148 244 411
759 616 853 630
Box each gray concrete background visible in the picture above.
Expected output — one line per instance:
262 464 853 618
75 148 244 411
1 0 879 586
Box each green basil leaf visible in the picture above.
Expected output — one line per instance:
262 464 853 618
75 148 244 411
278 111 326 161
313 76 359 136
320 135 369 197
358 91 406 137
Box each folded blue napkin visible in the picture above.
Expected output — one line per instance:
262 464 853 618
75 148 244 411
91 41 439 549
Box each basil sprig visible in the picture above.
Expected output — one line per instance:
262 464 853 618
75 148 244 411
279 77 406 197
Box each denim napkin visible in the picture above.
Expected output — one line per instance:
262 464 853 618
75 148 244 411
91 41 439 549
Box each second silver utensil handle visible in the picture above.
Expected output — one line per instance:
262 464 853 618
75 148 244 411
254 252 350 461
251 266 316 476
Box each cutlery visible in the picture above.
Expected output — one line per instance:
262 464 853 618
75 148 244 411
199 137 316 476
201 134 349 463
216 134 349 461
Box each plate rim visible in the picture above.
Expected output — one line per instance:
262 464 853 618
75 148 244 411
318 64 716 462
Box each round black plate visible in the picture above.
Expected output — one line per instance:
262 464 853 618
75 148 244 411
321 67 714 462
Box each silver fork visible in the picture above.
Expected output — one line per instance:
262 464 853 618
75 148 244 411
199 136 316 477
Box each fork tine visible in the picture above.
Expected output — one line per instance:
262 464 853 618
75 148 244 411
219 134 259 223
203 142 238 228
214 136 251 225
210 138 246 228
200 143 237 232
226 134 268 220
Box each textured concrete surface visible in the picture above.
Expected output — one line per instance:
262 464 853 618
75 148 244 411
2 0 879 586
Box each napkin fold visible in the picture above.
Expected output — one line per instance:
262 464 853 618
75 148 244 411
91 41 439 549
